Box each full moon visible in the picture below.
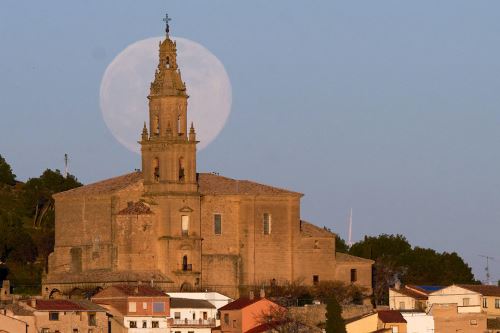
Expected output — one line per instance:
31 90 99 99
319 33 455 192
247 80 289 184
100 37 232 153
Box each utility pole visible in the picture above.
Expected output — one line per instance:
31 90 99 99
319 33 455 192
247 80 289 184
348 208 353 248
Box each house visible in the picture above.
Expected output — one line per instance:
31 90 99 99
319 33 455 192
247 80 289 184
377 310 407 333
167 291 233 322
169 297 217 333
212 295 283 333
388 285 436 311
92 284 170 332
0 299 108 333
400 311 434 333
345 312 379 333
429 303 487 333
457 284 500 319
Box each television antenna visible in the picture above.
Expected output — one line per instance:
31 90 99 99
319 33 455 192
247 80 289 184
64 153 69 178
347 208 353 248
478 254 495 285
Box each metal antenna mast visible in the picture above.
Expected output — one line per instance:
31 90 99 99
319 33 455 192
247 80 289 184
348 208 353 248
479 254 495 285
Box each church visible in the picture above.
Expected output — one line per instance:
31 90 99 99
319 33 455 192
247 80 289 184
42 19 373 299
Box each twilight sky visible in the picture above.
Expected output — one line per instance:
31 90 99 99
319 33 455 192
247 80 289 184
0 1 499 282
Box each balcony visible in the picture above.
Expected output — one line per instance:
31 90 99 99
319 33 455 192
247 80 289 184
182 264 192 271
170 318 216 327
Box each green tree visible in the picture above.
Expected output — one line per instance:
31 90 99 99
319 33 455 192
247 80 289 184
335 235 349 253
0 154 16 186
325 297 346 333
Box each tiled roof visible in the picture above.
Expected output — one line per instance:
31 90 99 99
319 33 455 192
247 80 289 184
93 284 167 298
244 323 276 333
335 252 375 264
170 298 215 309
198 173 302 196
53 171 301 198
45 269 173 284
53 172 143 198
300 221 335 238
377 310 407 323
0 303 34 316
34 299 104 311
390 287 428 300
458 284 500 297
219 297 262 311
117 201 153 215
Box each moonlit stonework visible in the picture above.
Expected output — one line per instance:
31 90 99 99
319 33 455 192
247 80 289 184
100 37 232 153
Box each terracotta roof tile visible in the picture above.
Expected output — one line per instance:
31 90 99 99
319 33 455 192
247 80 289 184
35 300 85 311
390 287 428 300
170 298 215 309
53 171 143 198
46 269 173 284
458 284 500 297
377 310 406 323
300 221 335 238
117 201 153 215
198 173 302 196
219 297 263 311
93 284 167 298
336 252 375 264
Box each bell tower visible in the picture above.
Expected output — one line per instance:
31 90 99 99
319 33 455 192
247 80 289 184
140 15 198 194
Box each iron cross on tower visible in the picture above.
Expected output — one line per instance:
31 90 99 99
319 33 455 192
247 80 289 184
163 13 172 36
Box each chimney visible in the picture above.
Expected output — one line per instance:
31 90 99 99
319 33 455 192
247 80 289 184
249 291 254 300
394 279 401 290
259 288 265 299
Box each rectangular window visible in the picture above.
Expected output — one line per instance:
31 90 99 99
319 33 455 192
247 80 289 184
350 268 358 282
181 215 189 236
41 329 49 333
495 299 500 309
153 302 165 312
470 319 478 325
224 313 229 325
128 302 137 312
263 213 271 235
214 214 222 235
88 313 96 327
142 321 147 328
313 275 319 285
49 312 59 321
463 298 470 306
391 326 399 333
152 321 159 328
73 329 78 333
175 312 181 319
143 302 148 310
129 321 137 328
483 298 488 308
399 302 405 310
233 320 237 328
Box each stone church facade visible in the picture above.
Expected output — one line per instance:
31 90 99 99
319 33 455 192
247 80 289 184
43 23 373 299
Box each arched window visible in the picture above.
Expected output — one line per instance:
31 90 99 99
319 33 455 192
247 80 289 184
178 157 185 181
153 158 160 182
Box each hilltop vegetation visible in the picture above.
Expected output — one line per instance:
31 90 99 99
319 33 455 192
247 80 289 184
337 234 476 304
0 154 81 294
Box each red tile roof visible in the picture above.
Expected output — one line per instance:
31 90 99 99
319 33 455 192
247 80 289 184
377 310 407 323
244 323 276 333
219 297 262 311
458 284 500 297
35 300 84 311
93 284 167 298
390 287 428 300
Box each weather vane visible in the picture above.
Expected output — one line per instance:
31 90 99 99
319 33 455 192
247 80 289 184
163 13 172 36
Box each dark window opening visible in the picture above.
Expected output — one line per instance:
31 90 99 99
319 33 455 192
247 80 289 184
313 275 319 286
214 214 222 235
182 255 192 271
350 269 357 283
